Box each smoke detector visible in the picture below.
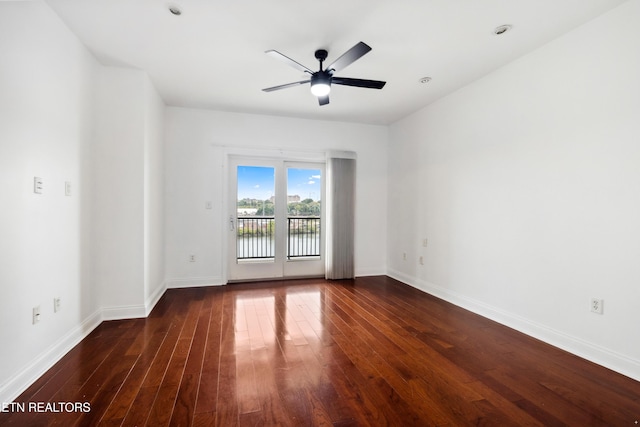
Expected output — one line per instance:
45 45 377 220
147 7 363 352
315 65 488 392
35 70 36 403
493 25 512 35
168 4 182 15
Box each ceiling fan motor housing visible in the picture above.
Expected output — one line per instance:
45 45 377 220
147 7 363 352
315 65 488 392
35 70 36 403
311 71 331 85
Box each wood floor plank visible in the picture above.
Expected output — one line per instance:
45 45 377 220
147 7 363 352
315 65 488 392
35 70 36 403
140 322 185 389
215 291 240 426
249 347 294 426
3 276 640 426
169 372 199 427
67 354 138 427
327 286 485 424
486 362 604 425
146 296 202 426
52 338 137 417
192 411 216 426
99 329 169 424
120 385 159 426
331 326 446 425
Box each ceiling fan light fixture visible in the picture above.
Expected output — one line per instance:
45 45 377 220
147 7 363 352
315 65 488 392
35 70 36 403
310 82 331 97
310 73 331 97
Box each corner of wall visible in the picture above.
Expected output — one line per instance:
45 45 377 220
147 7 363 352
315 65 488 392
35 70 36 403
144 282 167 317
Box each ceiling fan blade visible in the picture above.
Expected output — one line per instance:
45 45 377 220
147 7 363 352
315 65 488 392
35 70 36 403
318 95 330 106
262 80 310 92
265 50 313 74
326 42 372 73
332 77 386 89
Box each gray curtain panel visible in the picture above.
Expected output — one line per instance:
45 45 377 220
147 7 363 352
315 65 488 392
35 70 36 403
325 156 355 280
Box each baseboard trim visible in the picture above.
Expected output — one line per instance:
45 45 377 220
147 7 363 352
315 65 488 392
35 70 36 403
145 283 167 317
386 269 640 382
355 268 387 277
0 310 103 403
101 304 147 320
165 276 225 288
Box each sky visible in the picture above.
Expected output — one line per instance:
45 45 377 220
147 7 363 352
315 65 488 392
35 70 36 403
237 166 322 201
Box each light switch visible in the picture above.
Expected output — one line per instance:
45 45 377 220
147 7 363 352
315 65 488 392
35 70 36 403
34 177 43 194
65 181 72 196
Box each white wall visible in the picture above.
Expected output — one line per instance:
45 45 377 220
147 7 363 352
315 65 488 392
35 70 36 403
143 77 166 309
388 0 640 379
94 67 166 318
0 1 166 402
164 108 388 286
93 67 146 314
0 1 99 402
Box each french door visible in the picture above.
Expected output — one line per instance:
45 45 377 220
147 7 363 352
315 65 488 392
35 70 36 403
227 157 325 282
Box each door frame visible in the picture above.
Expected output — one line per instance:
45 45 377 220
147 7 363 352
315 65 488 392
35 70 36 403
224 151 326 283
227 157 282 282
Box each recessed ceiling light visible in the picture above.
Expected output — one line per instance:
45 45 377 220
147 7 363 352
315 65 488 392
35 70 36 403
493 25 512 35
168 5 182 15
419 77 432 84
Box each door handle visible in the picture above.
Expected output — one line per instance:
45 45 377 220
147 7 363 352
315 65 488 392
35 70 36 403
229 216 235 231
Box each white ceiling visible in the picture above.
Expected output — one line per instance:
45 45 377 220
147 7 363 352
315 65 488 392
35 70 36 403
45 0 627 125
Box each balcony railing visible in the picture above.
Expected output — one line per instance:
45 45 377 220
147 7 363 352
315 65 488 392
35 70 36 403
236 217 275 259
287 217 320 258
236 216 320 260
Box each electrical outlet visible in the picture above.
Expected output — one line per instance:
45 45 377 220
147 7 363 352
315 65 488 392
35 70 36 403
422 238 428 247
54 297 61 313
189 254 196 262
65 181 72 196
32 306 41 324
419 256 424 265
402 252 407 261
590 298 604 314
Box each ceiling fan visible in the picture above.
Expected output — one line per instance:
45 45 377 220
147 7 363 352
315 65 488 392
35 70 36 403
262 41 386 106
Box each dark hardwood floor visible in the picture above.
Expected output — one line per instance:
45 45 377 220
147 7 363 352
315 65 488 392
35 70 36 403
2 276 640 426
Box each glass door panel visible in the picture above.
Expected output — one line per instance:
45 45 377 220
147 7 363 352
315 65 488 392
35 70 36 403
236 166 275 262
283 164 325 278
